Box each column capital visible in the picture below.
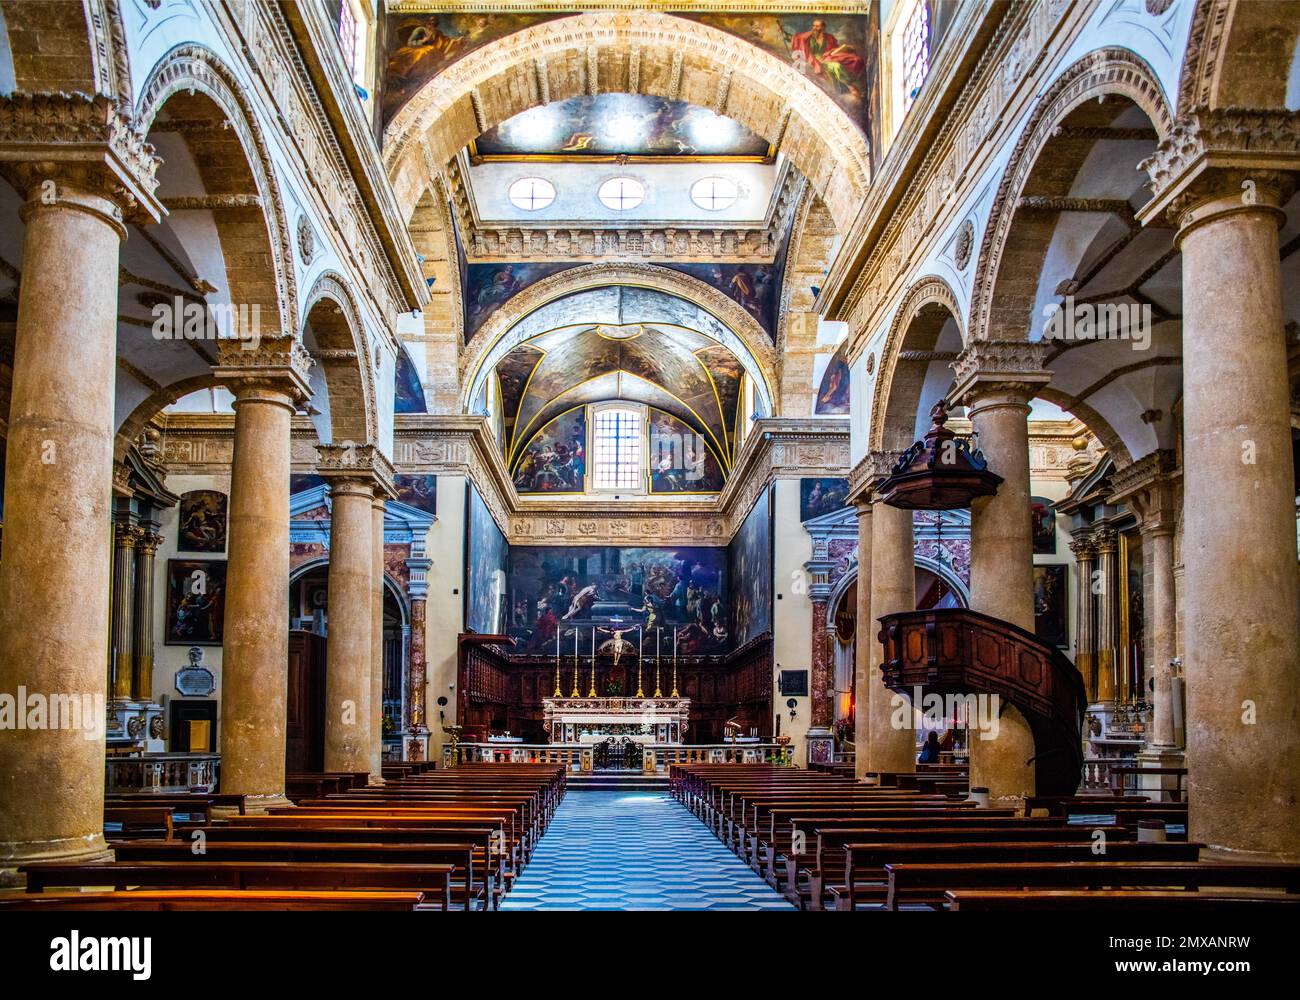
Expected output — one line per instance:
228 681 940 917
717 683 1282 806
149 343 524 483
1092 526 1119 554
847 449 905 505
214 334 314 407
0 93 163 225
137 532 164 557
317 442 397 500
950 340 1053 410
1138 107 1300 234
1068 534 1097 561
114 523 144 548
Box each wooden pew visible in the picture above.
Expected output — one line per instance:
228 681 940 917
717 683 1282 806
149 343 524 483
830 840 1203 910
110 839 486 911
885 861 1300 910
104 807 174 840
0 889 428 911
946 889 1299 912
21 861 456 911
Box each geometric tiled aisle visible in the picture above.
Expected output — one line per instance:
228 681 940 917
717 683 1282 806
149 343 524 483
500 791 795 911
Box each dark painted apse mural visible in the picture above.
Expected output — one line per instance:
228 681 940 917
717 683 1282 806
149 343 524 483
513 408 587 495
650 409 726 494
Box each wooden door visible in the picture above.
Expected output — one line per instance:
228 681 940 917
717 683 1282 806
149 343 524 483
286 629 326 773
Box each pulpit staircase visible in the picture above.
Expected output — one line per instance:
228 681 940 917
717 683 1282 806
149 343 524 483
876 608 1087 796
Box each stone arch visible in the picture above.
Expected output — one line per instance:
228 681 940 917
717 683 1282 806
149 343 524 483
406 176 463 413
135 44 297 337
113 373 223 463
968 48 1174 344
383 11 872 233
0 0 126 99
869 275 964 453
777 187 840 416
301 271 377 446
460 263 778 418
1178 0 1300 113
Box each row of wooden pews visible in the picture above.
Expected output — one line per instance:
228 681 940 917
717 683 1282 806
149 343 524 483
5 764 565 912
670 763 1300 911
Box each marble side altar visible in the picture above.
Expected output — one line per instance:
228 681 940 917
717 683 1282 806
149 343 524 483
542 696 691 744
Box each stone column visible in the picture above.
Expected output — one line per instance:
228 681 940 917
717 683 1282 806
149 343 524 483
1069 535 1098 702
405 537 432 761
867 491 917 776
1140 132 1300 856
952 344 1051 803
214 338 314 812
110 522 142 701
851 500 873 780
133 532 164 702
370 496 387 782
951 345 1051 632
1093 528 1119 706
321 478 374 777
0 132 160 879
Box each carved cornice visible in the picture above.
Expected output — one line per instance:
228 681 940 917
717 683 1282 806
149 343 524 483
316 443 397 499
950 340 1053 406
0 92 162 222
1106 448 1180 533
1138 107 1300 227
213 334 315 403
846 449 904 506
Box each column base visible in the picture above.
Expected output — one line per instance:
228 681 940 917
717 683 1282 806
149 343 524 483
0 833 114 888
367 774 387 787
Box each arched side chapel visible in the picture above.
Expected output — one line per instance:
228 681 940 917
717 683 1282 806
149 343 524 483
0 0 1295 920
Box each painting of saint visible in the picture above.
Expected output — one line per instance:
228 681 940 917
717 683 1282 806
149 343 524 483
393 475 437 515
1033 564 1068 648
649 410 726 494
381 13 562 126
394 345 428 414
465 263 575 341
800 478 850 521
178 490 227 553
1031 496 1057 554
789 19 868 100
669 263 779 335
513 409 586 494
815 345 851 414
166 560 226 646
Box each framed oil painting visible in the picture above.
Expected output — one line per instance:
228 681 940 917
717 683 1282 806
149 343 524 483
1031 496 1057 554
178 489 227 553
165 559 227 646
1033 563 1068 648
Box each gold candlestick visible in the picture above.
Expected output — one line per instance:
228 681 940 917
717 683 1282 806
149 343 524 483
571 630 580 698
653 628 662 698
671 628 679 698
587 627 597 698
635 626 645 697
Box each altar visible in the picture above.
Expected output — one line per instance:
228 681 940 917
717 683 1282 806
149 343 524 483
542 696 691 744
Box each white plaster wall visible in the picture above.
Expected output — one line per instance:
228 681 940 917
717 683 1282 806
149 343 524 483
425 475 467 761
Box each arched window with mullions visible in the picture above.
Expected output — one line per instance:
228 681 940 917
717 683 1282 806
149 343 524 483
590 403 645 492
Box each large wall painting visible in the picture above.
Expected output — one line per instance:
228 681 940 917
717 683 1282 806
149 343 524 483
513 408 587 495
815 343 850 414
650 409 726 494
465 484 508 635
465 262 576 342
508 546 730 656
1031 496 1057 555
178 489 228 553
394 344 428 414
474 94 772 160
165 559 227 646
729 488 773 646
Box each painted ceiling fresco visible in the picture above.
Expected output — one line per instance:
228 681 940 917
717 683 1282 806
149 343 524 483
382 12 561 126
464 261 780 342
815 343 850 415
473 95 773 160
496 324 744 475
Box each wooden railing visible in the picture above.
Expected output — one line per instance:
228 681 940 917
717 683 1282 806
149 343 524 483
876 608 1087 796
443 742 793 770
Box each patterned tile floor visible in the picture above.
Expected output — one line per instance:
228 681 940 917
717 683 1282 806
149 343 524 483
501 791 794 911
